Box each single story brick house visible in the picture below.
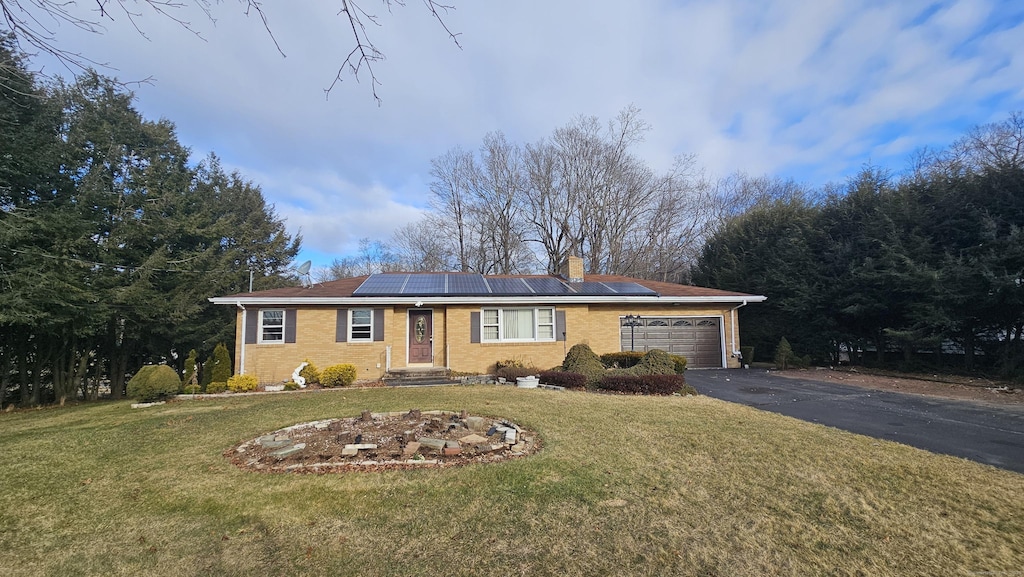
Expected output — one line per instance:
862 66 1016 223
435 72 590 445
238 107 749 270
209 258 766 384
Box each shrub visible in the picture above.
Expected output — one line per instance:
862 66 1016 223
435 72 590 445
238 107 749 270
283 381 300 391
227 374 259 392
669 354 688 374
321 363 357 387
538 370 586 390
562 343 606 387
181 349 199 392
597 373 687 396
774 337 794 370
739 346 755 365
299 359 321 385
633 349 677 376
182 384 202 395
210 343 232 384
494 358 525 370
600 351 644 368
496 365 540 381
206 381 228 394
127 365 181 402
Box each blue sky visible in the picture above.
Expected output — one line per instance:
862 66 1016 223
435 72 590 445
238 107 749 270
22 0 1024 270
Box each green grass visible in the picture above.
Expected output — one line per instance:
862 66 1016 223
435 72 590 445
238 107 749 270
0 386 1021 576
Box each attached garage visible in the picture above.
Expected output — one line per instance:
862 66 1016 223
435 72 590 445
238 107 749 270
620 316 725 368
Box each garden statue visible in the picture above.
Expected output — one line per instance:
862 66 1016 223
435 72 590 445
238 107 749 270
292 362 309 388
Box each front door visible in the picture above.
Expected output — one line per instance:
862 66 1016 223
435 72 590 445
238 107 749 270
408 310 433 364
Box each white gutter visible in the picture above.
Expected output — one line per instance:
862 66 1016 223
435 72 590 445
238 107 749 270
728 299 749 362
236 302 246 375
210 295 768 306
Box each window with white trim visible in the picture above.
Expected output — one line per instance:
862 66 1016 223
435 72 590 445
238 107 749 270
259 309 284 343
481 307 556 342
349 308 373 342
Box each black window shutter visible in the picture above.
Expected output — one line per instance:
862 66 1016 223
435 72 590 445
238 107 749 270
556 310 566 341
284 309 297 343
336 309 347 343
470 311 480 343
373 308 384 341
245 309 258 344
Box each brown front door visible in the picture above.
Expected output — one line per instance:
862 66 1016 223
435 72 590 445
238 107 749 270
409 310 433 364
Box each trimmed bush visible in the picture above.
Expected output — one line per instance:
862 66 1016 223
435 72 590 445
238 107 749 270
538 370 586 390
597 373 688 396
182 384 202 395
496 365 540 381
209 343 232 384
562 343 606 387
227 374 258 392
321 363 357 387
669 354 688 374
600 351 644 368
127 364 181 402
283 381 300 391
299 359 321 385
181 349 199 392
633 349 677 376
740 346 755 365
206 381 228 394
775 337 794 370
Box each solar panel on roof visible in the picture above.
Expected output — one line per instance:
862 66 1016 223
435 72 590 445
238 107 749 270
403 273 447 294
602 282 657 295
575 281 616 295
448 274 489 295
524 277 573 295
353 273 408 295
486 277 533 295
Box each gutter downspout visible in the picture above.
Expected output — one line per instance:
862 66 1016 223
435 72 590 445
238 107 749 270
237 302 246 375
729 300 748 365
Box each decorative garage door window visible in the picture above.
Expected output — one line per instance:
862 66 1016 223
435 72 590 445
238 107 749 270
620 316 723 368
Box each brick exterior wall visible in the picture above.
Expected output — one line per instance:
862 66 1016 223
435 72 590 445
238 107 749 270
233 302 744 384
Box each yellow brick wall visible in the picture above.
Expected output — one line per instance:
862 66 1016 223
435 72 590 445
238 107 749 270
233 302 744 383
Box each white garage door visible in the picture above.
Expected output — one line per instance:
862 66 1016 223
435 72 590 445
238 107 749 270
620 316 724 368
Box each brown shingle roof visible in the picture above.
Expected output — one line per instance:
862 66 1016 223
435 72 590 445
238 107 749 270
214 273 760 300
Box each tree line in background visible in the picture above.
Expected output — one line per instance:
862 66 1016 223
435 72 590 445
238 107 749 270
327 106 782 282
693 113 1024 379
0 37 299 405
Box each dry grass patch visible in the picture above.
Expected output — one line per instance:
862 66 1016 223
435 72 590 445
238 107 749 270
0 387 1020 576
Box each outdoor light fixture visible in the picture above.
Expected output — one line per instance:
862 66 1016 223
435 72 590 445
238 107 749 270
624 314 642 351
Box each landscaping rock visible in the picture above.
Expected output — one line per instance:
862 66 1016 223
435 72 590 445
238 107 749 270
417 437 447 451
270 443 306 459
464 416 488 432
459 433 488 445
402 442 421 457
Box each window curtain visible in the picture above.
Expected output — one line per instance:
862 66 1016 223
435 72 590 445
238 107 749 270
503 309 535 339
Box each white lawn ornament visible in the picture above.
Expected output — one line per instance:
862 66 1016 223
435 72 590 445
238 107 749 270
292 362 309 388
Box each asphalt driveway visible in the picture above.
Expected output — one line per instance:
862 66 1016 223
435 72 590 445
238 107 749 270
686 369 1024 474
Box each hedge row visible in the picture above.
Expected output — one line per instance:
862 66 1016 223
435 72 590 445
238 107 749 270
538 370 587 390
596 374 695 396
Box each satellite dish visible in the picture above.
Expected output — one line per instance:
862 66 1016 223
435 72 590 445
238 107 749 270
296 260 312 276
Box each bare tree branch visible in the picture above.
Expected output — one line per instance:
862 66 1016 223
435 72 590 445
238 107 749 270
0 0 461 103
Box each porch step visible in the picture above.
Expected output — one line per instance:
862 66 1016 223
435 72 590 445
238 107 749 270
383 367 457 387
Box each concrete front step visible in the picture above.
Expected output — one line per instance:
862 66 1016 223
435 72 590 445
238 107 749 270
384 367 457 387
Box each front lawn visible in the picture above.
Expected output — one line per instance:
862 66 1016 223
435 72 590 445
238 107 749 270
0 386 1020 576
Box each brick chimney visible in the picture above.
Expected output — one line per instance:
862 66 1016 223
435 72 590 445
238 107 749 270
560 255 585 283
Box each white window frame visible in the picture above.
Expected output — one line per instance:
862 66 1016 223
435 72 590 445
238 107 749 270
259 309 285 344
349 308 373 342
480 307 556 343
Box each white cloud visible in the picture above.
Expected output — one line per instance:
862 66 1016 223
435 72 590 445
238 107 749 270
20 0 1024 266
